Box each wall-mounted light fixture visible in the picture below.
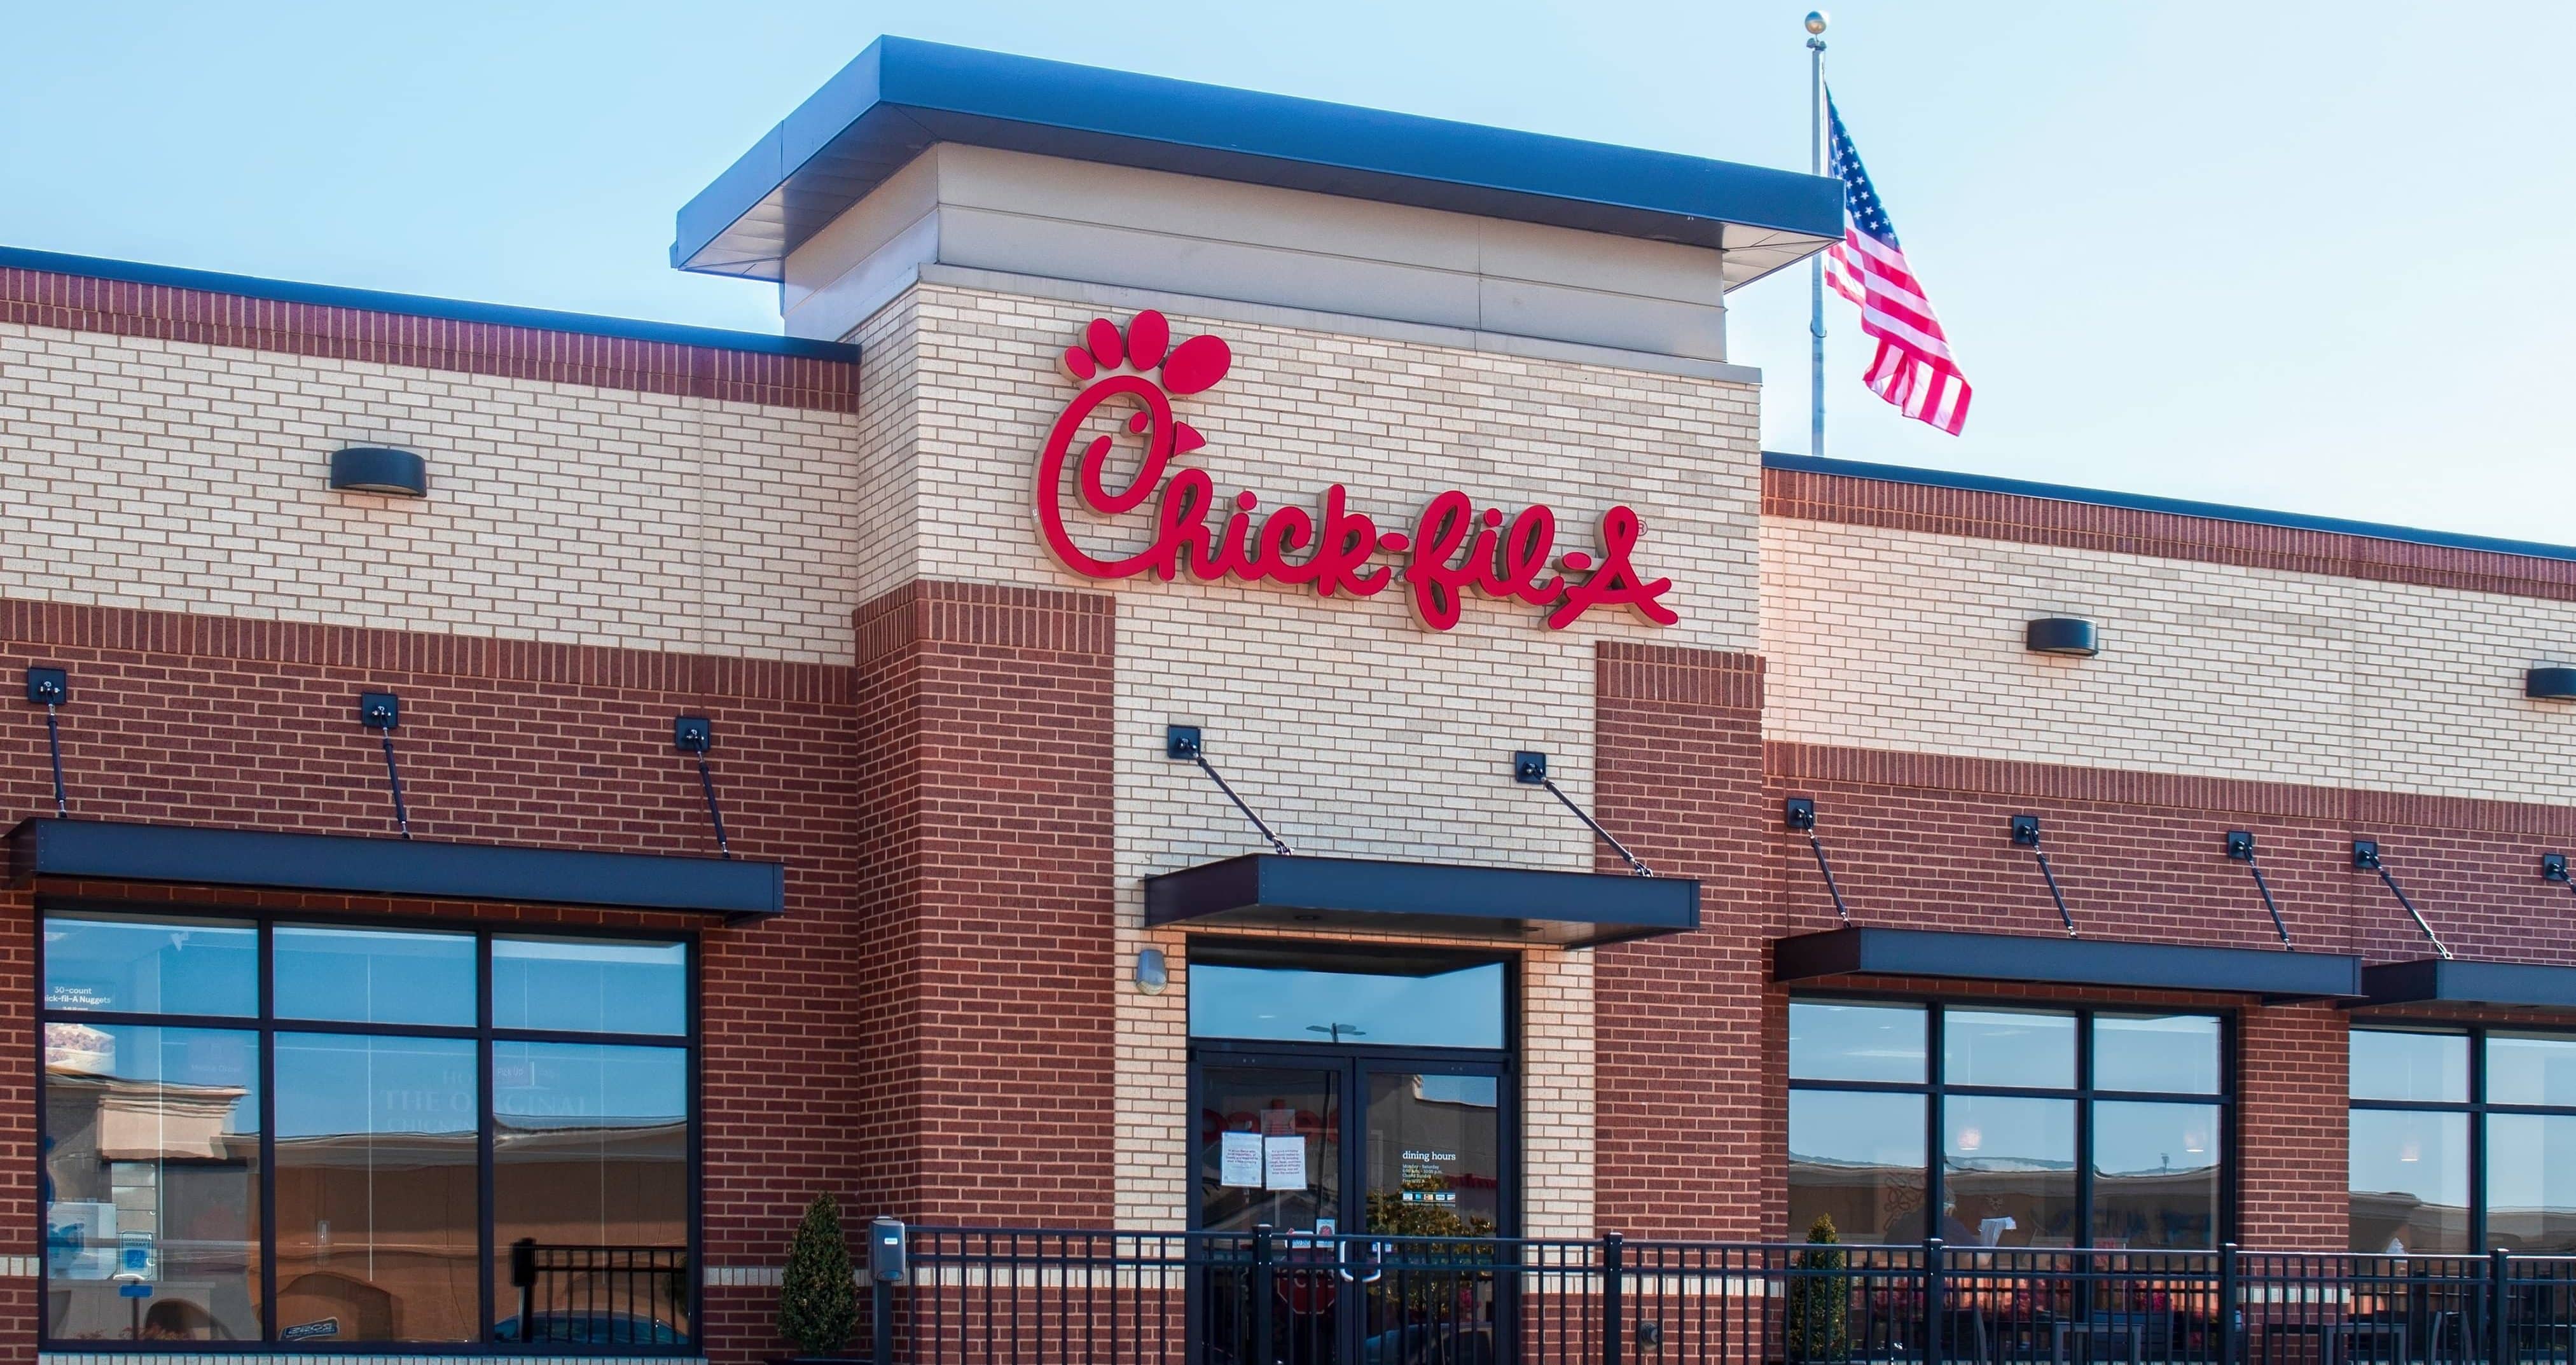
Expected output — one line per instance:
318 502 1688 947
329 447 430 497
1135 947 1168 995
2025 618 2100 657
2527 667 2576 700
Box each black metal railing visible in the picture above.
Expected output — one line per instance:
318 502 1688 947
858 1228 2576 1365
505 1239 691 1347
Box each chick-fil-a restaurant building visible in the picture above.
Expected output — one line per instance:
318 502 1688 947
10 35 2576 1365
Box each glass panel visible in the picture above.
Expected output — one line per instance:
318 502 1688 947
492 1042 689 1346
2092 1100 2222 1249
274 927 475 1027
1365 1071 1501 1237
1944 1009 2075 1090
43 1024 261 1341
274 1034 478 1343
2095 1014 2222 1095
2350 1029 2469 1103
1942 1094 2077 1246
45 915 256 1017
2489 1114 2576 1252
1789 1001 1928 1084
2489 1033 2576 1108
1789 1089 1927 1243
492 937 686 1037
1196 1066 1340 1235
1188 961 1503 1050
2350 1109 2470 1254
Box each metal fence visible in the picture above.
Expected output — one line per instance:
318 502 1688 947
503 1239 691 1347
859 1227 2576 1365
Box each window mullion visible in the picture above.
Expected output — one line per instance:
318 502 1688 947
257 918 279 1344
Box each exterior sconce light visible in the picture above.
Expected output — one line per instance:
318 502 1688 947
2526 667 2576 700
1135 947 1169 995
2025 617 2100 657
329 447 430 497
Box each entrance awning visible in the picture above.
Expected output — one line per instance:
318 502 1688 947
6 817 784 924
1144 853 1698 948
2360 958 2576 1011
1773 926 2364 1003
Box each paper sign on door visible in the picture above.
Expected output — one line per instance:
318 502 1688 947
1219 1132 1264 1188
1263 1135 1307 1191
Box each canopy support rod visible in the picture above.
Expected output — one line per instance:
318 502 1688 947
2355 841 2453 960
1167 726 1292 856
674 717 735 859
2011 815 2079 938
2226 831 2295 948
1783 798 1852 926
359 692 412 841
1514 751 1652 877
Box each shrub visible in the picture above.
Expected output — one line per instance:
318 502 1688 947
1785 1214 1849 1362
777 1193 860 1357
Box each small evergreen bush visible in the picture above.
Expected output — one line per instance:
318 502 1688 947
777 1193 859 1357
1785 1214 1849 1362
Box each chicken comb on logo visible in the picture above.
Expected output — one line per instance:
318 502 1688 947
1056 311 1231 454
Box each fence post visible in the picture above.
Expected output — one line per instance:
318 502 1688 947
1924 1237 1947 1365
508 1237 536 1343
2219 1244 2239 1365
1251 1224 1275 1365
1602 1232 1626 1365
2489 1248 2512 1365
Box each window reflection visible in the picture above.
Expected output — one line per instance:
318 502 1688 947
2096 1015 2222 1095
275 927 474 1027
2488 1114 2576 1252
1944 1095 2076 1247
1188 961 1503 1050
494 936 687 1037
1944 1009 2075 1090
1789 1002 1927 1084
2351 1029 2469 1104
2350 1109 2469 1254
2093 1101 2221 1249
43 1025 261 1341
491 1043 689 1345
2489 1034 2576 1108
46 915 255 1018
1789 1090 1926 1243
274 1034 478 1342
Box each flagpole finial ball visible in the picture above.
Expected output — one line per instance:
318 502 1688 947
1804 11 1829 34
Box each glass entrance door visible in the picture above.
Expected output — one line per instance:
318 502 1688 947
1195 1053 1509 1365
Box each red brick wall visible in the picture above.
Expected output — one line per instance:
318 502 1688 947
1590 641 1773 1239
0 600 864 1361
850 581 1119 1224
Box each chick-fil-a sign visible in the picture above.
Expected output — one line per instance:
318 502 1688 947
1034 311 1678 632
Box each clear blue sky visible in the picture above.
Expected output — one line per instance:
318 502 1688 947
8 1 2571 543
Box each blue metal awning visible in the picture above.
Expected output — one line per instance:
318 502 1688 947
7 817 784 924
1144 853 1698 948
1774 925 2365 1003
2360 958 2576 1011
674 36 1843 282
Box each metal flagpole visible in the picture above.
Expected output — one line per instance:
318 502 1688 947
1806 11 1829 457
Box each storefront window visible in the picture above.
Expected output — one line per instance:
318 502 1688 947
39 911 693 1348
1189 959 1504 1049
2351 1027 2576 1252
1789 1000 2227 1248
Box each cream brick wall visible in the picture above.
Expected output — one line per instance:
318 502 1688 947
878 280 1762 1235
1762 518 2576 802
0 321 862 661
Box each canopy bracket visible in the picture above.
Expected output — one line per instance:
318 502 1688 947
24 667 69 819
359 692 412 841
2226 830 2295 948
675 716 735 860
1783 798 1852 927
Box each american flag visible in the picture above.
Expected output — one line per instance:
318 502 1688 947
1822 94 1972 435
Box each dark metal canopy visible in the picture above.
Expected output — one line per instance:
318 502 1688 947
2360 958 2576 1011
674 36 1843 282
7 818 784 924
1144 853 1698 948
1773 926 2364 1003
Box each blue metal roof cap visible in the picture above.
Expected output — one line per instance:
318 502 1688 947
674 36 1845 282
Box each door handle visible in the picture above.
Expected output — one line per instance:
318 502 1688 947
1338 1240 1387 1285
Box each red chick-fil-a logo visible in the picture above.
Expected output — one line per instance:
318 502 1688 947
1033 311 1678 632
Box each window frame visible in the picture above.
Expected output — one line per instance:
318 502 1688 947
2348 1021 2576 1254
1787 994 2238 1247
36 896 702 1355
